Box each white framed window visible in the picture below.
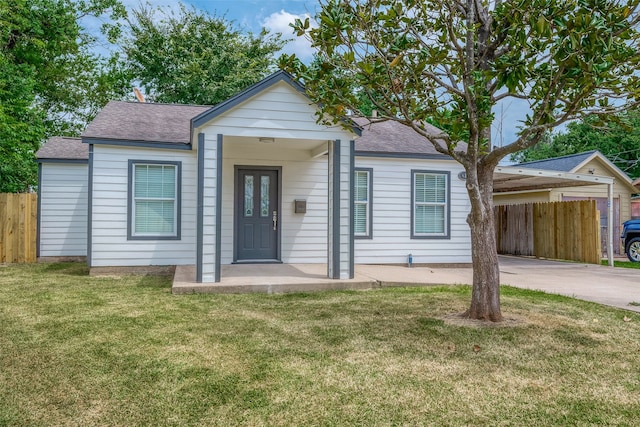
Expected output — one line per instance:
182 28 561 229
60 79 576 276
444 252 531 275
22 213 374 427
128 160 181 240
354 168 372 238
411 170 449 239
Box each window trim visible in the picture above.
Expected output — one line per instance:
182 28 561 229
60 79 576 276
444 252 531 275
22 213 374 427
354 168 373 239
410 169 450 239
127 160 182 240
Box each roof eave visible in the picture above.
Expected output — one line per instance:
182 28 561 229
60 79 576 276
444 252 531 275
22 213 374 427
82 137 192 150
36 158 88 164
355 150 453 160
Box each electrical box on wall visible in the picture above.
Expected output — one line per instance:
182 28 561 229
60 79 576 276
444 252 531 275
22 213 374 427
294 199 307 214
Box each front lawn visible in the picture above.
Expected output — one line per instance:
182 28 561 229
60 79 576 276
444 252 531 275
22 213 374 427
1 263 639 426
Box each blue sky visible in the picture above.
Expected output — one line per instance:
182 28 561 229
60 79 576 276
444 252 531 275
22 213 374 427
116 0 320 61
110 0 531 150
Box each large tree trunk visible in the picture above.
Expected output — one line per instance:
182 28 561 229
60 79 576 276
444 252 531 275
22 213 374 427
464 163 503 322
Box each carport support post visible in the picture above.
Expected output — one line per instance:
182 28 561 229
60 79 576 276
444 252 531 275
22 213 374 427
608 182 614 267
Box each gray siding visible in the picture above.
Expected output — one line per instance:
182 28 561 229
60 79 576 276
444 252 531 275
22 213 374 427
39 163 88 256
199 81 353 141
90 145 197 267
353 156 472 264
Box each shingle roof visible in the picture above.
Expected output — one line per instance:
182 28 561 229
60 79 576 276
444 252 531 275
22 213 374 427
36 137 87 160
82 101 211 144
517 150 597 172
353 117 460 157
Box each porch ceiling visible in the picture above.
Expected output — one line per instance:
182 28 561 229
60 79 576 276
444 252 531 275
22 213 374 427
494 166 614 193
222 135 328 159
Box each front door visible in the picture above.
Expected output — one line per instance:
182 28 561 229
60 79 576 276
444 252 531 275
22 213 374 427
235 168 279 262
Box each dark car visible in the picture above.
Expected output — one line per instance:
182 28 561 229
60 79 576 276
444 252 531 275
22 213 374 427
621 219 640 262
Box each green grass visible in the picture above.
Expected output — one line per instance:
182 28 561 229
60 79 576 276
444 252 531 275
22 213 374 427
1 263 639 426
601 259 640 269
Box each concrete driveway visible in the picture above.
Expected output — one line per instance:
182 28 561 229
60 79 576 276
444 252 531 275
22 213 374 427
496 256 640 313
358 255 640 313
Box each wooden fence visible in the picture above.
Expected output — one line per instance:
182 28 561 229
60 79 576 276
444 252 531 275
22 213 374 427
495 200 601 264
0 193 37 263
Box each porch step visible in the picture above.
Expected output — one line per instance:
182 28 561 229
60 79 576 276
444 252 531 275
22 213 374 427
171 264 379 295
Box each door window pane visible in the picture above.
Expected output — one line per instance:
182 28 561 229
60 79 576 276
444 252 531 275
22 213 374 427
244 175 254 216
260 175 270 217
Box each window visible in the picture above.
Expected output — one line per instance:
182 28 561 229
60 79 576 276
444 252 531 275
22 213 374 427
128 160 181 240
411 170 449 239
354 168 372 238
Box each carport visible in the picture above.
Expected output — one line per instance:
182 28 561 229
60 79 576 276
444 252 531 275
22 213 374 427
493 166 615 266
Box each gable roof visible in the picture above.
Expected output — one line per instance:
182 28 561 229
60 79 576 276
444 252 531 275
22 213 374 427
353 117 463 158
36 137 87 161
40 71 462 160
192 70 362 136
517 150 598 172
82 101 210 145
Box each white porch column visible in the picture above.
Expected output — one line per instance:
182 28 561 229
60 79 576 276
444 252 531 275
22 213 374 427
328 139 355 279
607 182 614 267
197 133 223 283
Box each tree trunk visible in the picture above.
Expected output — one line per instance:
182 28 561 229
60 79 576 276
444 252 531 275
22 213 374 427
464 163 503 322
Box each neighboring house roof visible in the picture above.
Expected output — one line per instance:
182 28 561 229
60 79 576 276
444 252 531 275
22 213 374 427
82 101 210 145
35 137 87 161
517 149 636 193
633 177 640 192
517 150 598 172
352 117 465 158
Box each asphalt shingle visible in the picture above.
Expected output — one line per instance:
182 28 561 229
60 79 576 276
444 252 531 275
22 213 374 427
81 101 211 144
42 102 462 160
517 150 597 172
353 117 454 156
36 137 87 160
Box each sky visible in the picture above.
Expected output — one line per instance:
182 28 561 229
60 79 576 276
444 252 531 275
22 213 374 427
107 0 532 151
115 0 321 61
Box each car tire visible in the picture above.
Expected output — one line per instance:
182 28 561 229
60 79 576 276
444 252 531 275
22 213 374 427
626 237 640 263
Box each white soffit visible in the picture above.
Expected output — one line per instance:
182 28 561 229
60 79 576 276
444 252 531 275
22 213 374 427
494 166 614 193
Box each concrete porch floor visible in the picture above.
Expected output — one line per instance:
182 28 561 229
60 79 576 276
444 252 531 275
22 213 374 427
172 263 474 295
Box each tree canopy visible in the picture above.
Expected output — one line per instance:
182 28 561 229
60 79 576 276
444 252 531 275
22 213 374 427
513 112 640 179
283 0 640 321
118 4 285 105
0 0 285 193
0 0 127 192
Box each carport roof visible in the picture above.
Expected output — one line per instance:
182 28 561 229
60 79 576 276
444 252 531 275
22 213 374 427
493 165 614 193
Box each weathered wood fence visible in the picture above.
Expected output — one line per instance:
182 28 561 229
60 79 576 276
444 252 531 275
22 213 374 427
495 200 601 264
0 193 37 263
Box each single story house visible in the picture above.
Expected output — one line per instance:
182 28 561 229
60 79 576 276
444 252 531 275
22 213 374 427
36 71 472 282
493 150 637 253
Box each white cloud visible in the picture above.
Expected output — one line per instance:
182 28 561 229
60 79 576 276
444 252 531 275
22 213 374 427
262 10 317 62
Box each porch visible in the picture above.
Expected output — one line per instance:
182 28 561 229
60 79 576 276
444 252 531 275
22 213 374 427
171 262 474 294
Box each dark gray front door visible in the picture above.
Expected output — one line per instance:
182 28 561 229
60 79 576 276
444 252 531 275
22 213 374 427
236 168 279 261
